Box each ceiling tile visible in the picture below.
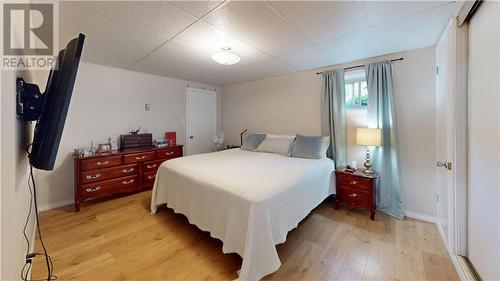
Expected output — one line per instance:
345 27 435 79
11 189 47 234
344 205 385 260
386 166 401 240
154 40 232 73
316 31 376 67
190 77 222 87
207 66 269 86
203 1 310 56
60 28 147 69
130 54 215 81
270 1 368 43
246 58 299 77
81 41 147 70
317 2 454 66
71 1 197 40
153 21 270 72
60 2 166 53
362 1 451 27
278 46 330 71
169 1 224 18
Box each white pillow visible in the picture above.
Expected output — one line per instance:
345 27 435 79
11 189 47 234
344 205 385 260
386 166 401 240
320 136 330 158
266 133 296 139
255 137 295 156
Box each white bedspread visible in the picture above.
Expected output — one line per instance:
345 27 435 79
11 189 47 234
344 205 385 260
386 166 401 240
151 149 335 280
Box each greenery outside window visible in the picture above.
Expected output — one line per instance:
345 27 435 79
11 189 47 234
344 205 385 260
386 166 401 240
345 69 368 107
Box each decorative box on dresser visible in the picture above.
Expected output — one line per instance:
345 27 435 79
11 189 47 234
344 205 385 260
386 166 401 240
334 168 378 220
74 145 183 211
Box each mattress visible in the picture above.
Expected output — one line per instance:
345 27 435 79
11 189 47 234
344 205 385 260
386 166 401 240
151 149 335 280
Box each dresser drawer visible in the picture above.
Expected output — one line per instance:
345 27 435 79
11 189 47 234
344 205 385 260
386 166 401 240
143 171 157 186
80 175 138 199
142 160 162 173
81 156 122 170
80 164 138 184
156 147 182 160
123 151 155 164
337 173 372 191
337 187 372 208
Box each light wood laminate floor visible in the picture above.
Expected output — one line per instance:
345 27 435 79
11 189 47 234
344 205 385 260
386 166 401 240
32 191 459 280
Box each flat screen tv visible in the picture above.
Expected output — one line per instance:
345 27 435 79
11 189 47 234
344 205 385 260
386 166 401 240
30 33 85 170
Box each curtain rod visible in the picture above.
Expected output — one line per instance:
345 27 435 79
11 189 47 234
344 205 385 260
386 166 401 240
315 57 404 75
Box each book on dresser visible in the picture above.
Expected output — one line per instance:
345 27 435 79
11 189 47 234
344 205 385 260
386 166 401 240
73 145 183 211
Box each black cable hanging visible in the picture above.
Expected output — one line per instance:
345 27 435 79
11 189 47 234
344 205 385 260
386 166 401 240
21 143 57 281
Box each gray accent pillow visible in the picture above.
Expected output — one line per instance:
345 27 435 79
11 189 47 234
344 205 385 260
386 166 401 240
241 133 266 151
291 134 324 159
255 137 295 156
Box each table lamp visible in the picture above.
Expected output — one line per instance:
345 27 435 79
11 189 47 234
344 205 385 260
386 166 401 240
356 128 382 174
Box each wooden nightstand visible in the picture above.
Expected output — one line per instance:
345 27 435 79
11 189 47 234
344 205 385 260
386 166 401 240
335 168 378 220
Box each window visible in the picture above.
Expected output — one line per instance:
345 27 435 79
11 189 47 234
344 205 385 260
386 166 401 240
345 70 368 107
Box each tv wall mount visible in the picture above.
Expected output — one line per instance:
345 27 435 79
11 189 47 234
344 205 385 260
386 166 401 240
16 77 45 121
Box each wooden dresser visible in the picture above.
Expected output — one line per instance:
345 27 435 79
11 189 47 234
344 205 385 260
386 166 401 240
74 145 183 211
335 168 378 220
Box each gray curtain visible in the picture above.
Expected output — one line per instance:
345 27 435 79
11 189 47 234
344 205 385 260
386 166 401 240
365 60 405 219
321 70 347 166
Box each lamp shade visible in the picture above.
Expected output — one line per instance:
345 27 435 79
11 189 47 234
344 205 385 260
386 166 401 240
356 128 382 146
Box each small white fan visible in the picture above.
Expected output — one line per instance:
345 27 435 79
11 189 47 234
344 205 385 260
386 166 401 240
212 133 224 151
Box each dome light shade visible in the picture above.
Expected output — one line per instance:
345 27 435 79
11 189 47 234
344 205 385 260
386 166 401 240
212 47 240 65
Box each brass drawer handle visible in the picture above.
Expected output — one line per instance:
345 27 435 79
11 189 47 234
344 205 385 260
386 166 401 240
147 175 155 180
349 193 358 197
136 155 146 160
146 164 157 169
164 152 174 156
86 173 101 180
122 168 134 173
96 160 109 165
122 179 135 185
350 180 358 185
85 186 101 193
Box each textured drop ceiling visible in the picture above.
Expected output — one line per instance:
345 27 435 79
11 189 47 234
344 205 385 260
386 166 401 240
59 1 455 86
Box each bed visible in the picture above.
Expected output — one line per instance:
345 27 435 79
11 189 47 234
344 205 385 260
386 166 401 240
150 148 335 280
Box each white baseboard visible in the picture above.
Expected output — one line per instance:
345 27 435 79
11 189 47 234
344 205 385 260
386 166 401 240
436 222 476 281
39 199 74 212
405 210 438 223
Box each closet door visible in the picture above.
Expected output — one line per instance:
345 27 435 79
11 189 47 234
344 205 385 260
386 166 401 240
186 88 216 155
435 21 454 250
468 2 500 280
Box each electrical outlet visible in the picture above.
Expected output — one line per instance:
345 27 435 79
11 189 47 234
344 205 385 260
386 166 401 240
145 104 151 111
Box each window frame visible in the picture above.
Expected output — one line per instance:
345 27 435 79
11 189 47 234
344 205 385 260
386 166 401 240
345 77 368 109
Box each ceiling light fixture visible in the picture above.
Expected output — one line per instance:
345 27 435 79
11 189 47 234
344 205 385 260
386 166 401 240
211 47 240 65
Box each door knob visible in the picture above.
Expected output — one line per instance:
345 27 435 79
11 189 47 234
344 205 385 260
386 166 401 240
189 136 194 139
437 161 452 170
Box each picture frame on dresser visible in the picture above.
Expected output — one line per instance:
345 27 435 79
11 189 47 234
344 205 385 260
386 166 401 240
73 145 183 211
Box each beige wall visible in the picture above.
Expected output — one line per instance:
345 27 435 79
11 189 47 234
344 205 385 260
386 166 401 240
1 69 36 280
222 46 437 217
33 62 221 209
222 71 322 142
393 47 438 219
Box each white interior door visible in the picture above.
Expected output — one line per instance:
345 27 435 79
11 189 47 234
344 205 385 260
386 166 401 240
186 88 216 155
435 21 455 250
467 2 500 280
